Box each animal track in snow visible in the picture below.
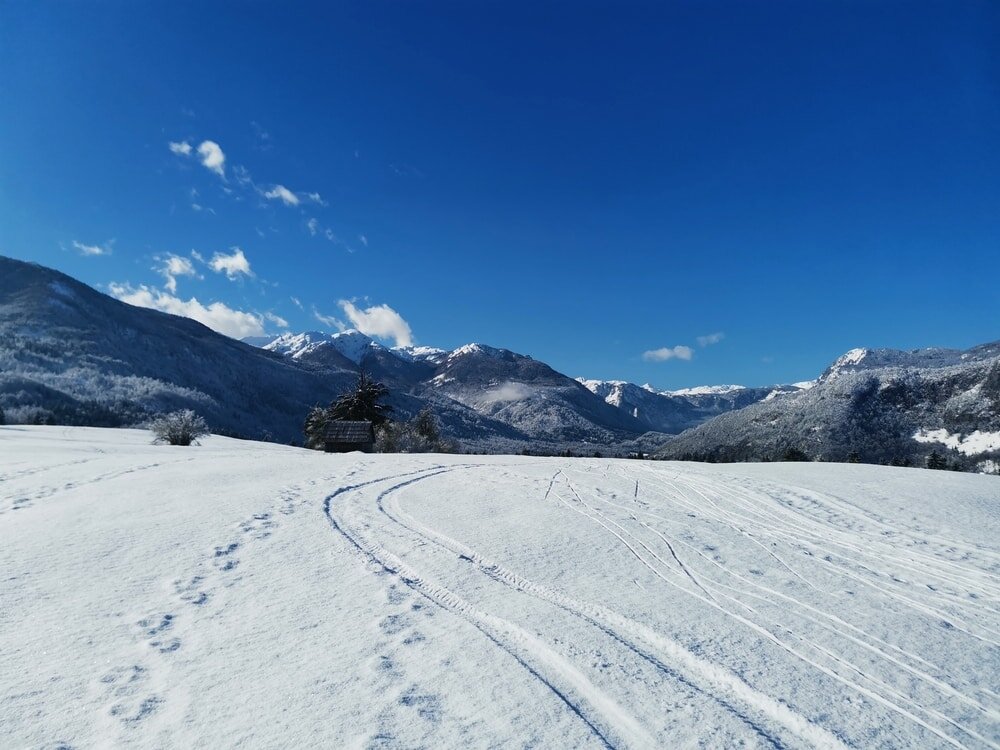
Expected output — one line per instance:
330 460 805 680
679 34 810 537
173 576 209 606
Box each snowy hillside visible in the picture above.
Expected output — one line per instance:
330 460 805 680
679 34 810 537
251 326 651 446
659 341 1000 469
577 378 808 434
2 427 998 748
0 256 352 442
0 256 647 451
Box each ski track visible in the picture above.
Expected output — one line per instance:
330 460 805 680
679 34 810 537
326 461 1000 750
4 433 996 749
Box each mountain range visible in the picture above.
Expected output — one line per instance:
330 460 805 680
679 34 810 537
2 255 997 469
656 343 1000 471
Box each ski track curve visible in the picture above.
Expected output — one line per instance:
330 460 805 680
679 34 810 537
325 460 1000 750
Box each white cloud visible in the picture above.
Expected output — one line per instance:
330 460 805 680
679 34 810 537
481 382 534 404
290 296 303 310
109 283 265 339
306 192 325 205
265 311 289 329
209 247 252 279
642 345 694 363
313 307 346 330
306 218 319 236
233 164 254 187
263 184 299 206
324 228 336 242
72 240 113 257
338 300 413 347
168 141 192 156
697 332 725 347
157 254 198 293
197 140 225 176
358 234 368 247
251 121 272 151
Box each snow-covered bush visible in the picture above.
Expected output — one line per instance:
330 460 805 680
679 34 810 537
375 408 454 454
149 409 209 446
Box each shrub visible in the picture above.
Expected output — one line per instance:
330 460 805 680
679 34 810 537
375 408 454 453
149 409 209 446
780 447 811 462
302 405 331 450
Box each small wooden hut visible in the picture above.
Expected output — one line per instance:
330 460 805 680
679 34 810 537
323 420 375 453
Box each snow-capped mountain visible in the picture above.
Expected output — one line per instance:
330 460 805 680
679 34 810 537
5 255 996 466
0 256 656 449
658 342 1000 469
252 332 647 446
819 344 1000 381
0 256 353 442
576 378 810 434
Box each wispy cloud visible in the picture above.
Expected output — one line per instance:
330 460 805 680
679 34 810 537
338 300 413 347
168 141 192 156
197 140 225 176
306 218 319 236
265 311 289 329
209 247 252 279
358 234 368 247
251 121 272 151
390 163 423 178
109 283 265 339
72 239 113 257
290 296 304 310
263 184 299 206
156 253 199 293
306 192 325 206
642 345 694 363
696 332 725 347
313 307 346 330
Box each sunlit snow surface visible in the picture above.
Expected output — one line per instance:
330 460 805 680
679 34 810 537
1 427 998 748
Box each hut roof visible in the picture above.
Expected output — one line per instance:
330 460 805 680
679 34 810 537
323 420 374 443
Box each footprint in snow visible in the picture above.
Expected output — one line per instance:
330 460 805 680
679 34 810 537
137 613 174 638
110 695 163 725
174 576 210 606
385 585 408 606
379 614 410 636
240 513 276 539
399 688 443 722
402 631 426 646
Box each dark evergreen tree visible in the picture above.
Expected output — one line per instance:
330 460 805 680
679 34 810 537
781 447 811 462
926 450 948 470
330 371 393 426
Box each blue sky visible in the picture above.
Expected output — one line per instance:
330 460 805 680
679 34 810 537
2 2 998 389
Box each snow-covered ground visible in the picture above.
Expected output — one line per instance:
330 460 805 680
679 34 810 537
1 427 998 749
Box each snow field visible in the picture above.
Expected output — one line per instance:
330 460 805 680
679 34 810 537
1 427 998 748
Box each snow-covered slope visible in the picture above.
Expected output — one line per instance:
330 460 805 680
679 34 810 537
2 427 998 748
577 378 809 434
264 329 385 365
0 256 646 450
258 330 652 446
0 256 351 442
659 342 1000 468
